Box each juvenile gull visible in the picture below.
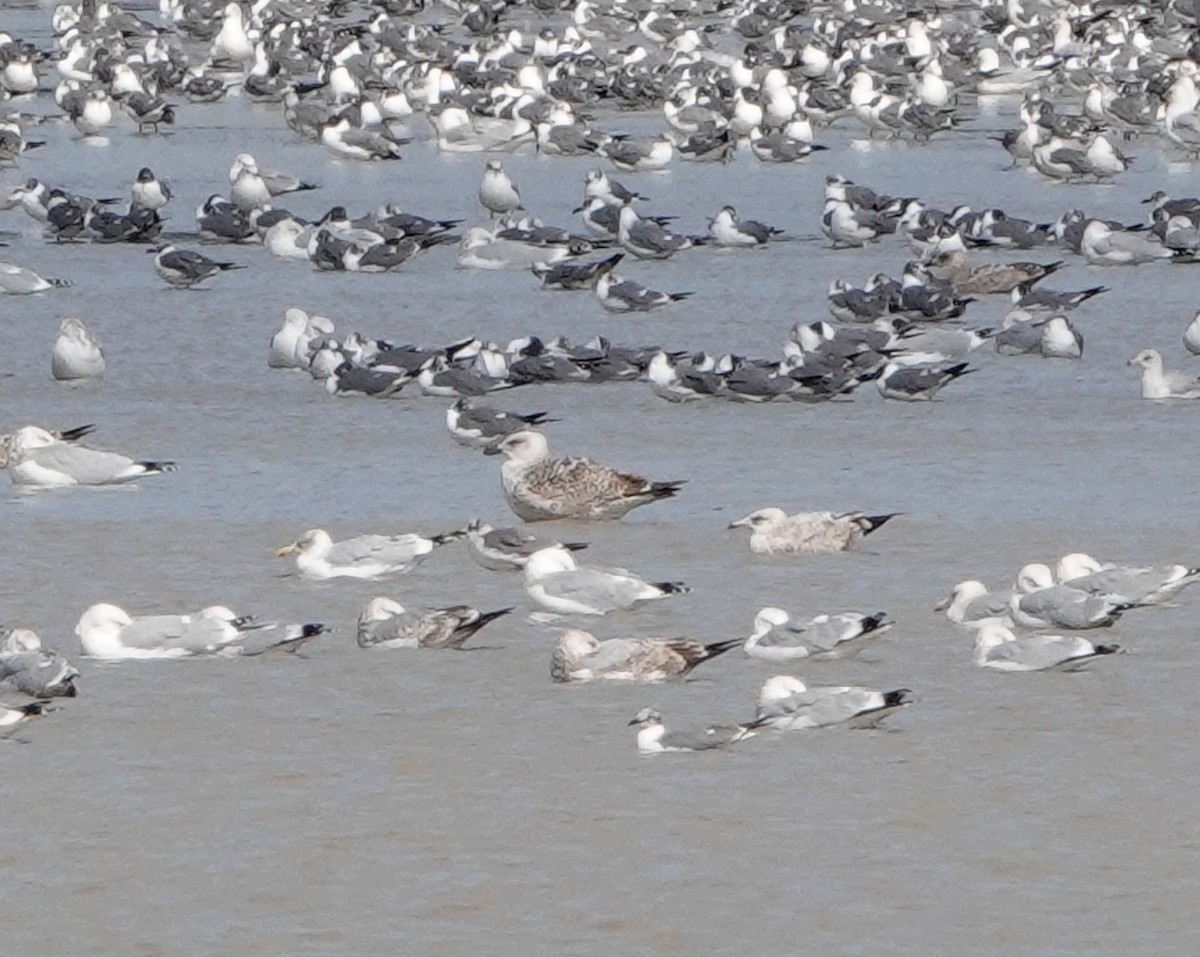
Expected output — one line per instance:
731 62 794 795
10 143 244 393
6 426 174 487
51 317 105 380
728 507 897 555
523 546 689 616
1128 349 1200 398
0 629 79 697
465 520 587 572
1056 552 1200 606
934 580 1014 628
743 607 892 661
356 597 511 649
485 430 684 522
628 708 760 754
552 629 739 682
756 675 912 730
276 527 460 580
973 621 1120 673
1009 564 1139 631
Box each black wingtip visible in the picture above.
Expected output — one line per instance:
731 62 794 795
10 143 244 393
654 581 690 595
1093 643 1120 656
883 688 912 707
562 542 590 552
702 637 744 659
860 513 900 534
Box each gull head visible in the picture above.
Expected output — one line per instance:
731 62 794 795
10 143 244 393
628 707 663 727
75 603 134 640
1057 552 1103 582
7 426 58 459
728 507 787 531
484 429 549 462
758 674 807 704
752 607 790 634
2 628 42 653
524 545 578 580
934 579 989 612
359 597 406 622
1014 563 1055 593
558 628 600 659
974 620 1018 653
1128 348 1161 370
277 528 332 558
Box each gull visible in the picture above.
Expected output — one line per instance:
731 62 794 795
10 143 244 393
729 507 896 554
629 708 761 754
599 136 673 172
532 253 624 291
150 244 244 289
356 597 511 649
1081 221 1174 265
479 160 522 217
74 603 280 659
523 545 689 616
821 199 888 247
485 430 685 521
1040 316 1083 359
122 92 175 134
748 128 828 163
276 527 461 580
446 398 555 450
742 607 892 662
131 167 172 210
51 317 104 380
552 629 740 682
929 251 1062 295
707 206 782 247
973 621 1120 673
229 153 317 208
0 629 79 697
617 205 695 260
1056 553 1200 606
1012 283 1108 313
583 170 645 205
755 675 912 730
1182 313 1200 357
934 580 1014 627
1128 349 1200 398
465 520 588 572
320 117 404 161
876 361 973 401
0 701 46 740
1010 564 1140 631
0 423 93 468
325 363 410 398
0 261 70 294
6 426 173 487
595 262 692 312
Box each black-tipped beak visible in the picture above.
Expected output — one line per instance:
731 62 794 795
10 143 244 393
482 445 502 456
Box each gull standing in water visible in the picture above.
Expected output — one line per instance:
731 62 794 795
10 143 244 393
0 629 80 697
728 507 897 554
276 527 462 580
485 430 685 522
755 675 912 730
523 545 689 616
973 621 1120 673
742 607 892 661
465 520 587 572
51 317 105 380
356 597 511 649
628 708 761 754
5 426 174 487
479 160 522 217
1128 349 1200 398
551 629 740 682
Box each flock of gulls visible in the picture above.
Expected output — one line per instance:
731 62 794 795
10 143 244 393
4 0 1200 752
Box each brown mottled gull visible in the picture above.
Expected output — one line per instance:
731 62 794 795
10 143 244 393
728 507 897 554
484 430 684 522
356 597 511 649
550 628 740 683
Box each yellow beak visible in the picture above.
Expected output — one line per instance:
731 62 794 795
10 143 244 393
276 543 296 557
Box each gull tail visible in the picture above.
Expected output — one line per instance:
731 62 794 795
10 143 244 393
216 262 246 271
653 581 690 596
454 607 513 645
668 292 694 302
432 528 471 545
647 480 686 499
137 460 177 474
942 362 975 380
562 542 590 553
701 637 743 660
58 424 96 442
519 412 558 426
1092 643 1121 656
47 276 73 288
295 182 319 192
862 612 893 633
858 513 900 535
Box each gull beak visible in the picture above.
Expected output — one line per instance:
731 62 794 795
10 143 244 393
627 716 642 726
276 543 297 557
933 597 950 611
482 445 502 456
727 517 749 529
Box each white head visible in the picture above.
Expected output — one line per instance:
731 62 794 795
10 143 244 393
628 707 663 728
75 602 134 642
1056 552 1103 582
758 674 807 704
729 507 787 531
489 429 549 464
974 619 1017 655
2 628 42 653
282 306 309 329
1014 563 1055 593
7 426 57 459
1128 348 1162 371
752 607 790 634
276 528 332 559
933 579 989 615
360 596 406 621
58 316 94 343
524 545 578 580
557 628 599 658
198 605 240 622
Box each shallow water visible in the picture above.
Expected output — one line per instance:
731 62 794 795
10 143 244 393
4 5 1200 956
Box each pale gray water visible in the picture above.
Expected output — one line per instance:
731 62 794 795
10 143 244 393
4 4 1200 956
